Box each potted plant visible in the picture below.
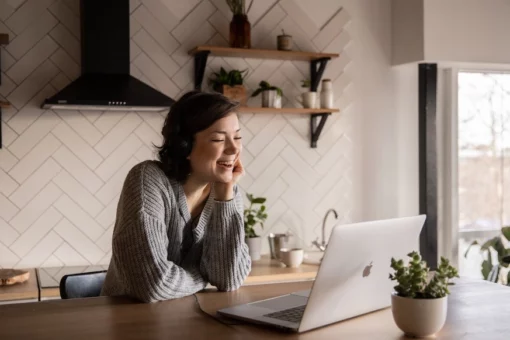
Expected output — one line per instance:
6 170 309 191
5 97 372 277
464 226 510 285
209 67 248 105
389 251 459 338
251 81 283 108
226 0 253 48
244 193 268 261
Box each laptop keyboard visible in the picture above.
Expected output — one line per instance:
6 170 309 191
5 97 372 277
263 305 306 323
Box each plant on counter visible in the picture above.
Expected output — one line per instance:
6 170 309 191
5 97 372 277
389 251 459 338
464 226 510 285
244 193 267 238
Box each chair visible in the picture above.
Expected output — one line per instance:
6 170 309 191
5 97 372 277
59 270 107 299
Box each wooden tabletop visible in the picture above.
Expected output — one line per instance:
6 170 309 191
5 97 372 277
0 268 38 303
0 278 508 339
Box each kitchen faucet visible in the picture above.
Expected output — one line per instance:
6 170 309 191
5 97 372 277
312 209 338 252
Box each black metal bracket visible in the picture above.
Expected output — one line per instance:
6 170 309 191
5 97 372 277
310 57 330 92
310 113 331 148
194 51 210 90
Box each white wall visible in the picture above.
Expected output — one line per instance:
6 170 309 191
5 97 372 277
0 0 364 268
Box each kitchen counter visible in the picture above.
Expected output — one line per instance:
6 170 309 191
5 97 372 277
1 256 318 302
0 268 38 305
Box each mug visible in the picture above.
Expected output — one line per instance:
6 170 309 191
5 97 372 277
296 92 317 109
280 248 304 268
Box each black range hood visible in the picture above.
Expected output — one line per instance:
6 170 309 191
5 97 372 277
42 0 175 112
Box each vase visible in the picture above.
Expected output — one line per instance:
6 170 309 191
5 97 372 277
229 14 251 49
391 294 448 338
261 90 281 108
246 236 262 261
320 79 334 109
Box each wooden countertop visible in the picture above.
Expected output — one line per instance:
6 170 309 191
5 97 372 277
0 269 38 302
37 256 318 299
0 278 508 339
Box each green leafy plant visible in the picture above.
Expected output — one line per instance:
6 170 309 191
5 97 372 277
209 67 247 92
251 81 283 98
244 193 268 238
464 226 510 284
226 0 253 15
389 251 459 299
301 79 311 88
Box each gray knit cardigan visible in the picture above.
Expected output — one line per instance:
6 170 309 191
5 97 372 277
101 160 251 302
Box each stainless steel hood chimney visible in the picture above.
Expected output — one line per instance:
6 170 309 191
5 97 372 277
42 0 175 112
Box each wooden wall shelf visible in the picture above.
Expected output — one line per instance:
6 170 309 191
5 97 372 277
189 45 339 148
238 107 339 114
189 45 339 61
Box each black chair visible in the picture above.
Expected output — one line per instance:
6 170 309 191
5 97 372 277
59 270 107 299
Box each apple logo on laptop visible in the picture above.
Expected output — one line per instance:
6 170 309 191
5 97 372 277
362 262 373 277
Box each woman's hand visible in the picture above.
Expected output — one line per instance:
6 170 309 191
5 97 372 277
215 158 244 201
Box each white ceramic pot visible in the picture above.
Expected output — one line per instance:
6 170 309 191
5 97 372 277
246 236 262 261
391 294 447 338
261 90 281 108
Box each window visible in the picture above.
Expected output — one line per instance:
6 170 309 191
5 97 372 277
457 71 510 280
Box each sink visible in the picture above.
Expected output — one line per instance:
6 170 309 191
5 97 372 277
303 251 323 265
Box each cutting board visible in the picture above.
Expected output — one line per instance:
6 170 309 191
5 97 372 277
0 269 30 286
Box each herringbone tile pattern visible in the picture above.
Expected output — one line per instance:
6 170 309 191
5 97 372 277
0 0 353 268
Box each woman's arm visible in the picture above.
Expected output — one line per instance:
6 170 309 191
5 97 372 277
200 186 251 291
106 162 208 302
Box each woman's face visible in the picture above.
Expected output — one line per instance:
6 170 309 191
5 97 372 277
188 113 242 184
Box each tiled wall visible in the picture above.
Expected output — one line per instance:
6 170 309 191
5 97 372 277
0 0 353 268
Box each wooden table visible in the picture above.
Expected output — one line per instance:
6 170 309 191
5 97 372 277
0 278 508 339
0 269 38 305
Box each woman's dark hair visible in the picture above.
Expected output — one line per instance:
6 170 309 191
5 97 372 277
156 91 240 182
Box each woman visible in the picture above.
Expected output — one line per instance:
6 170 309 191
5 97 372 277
101 91 251 302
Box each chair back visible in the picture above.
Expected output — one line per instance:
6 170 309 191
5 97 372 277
59 270 107 299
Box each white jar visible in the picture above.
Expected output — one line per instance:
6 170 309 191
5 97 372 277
320 79 334 109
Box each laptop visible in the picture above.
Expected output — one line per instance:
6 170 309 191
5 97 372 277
217 215 426 333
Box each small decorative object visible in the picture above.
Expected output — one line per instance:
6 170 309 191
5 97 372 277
277 29 293 51
268 233 290 260
320 78 334 109
226 0 253 48
389 251 459 338
244 193 268 261
0 269 30 286
297 79 317 108
251 81 283 108
209 67 248 105
464 226 510 285
279 248 304 268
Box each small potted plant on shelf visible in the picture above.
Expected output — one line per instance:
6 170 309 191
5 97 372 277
209 67 248 105
389 251 459 338
244 193 268 261
226 0 253 48
297 79 317 108
251 81 283 108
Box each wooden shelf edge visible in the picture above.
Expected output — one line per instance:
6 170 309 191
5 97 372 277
0 33 9 45
0 100 11 108
189 45 339 61
237 107 339 114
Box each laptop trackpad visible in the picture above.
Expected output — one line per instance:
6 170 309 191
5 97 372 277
250 294 308 311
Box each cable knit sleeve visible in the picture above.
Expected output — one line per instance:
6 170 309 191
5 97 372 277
101 162 207 302
200 185 251 291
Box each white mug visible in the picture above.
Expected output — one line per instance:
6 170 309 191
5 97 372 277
280 248 304 268
296 92 317 109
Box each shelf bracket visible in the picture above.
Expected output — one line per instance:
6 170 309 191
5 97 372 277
194 51 210 91
310 57 330 92
310 113 331 148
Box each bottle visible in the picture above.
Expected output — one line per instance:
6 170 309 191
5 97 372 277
320 79 333 109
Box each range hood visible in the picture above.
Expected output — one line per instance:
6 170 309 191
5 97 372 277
42 0 175 112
